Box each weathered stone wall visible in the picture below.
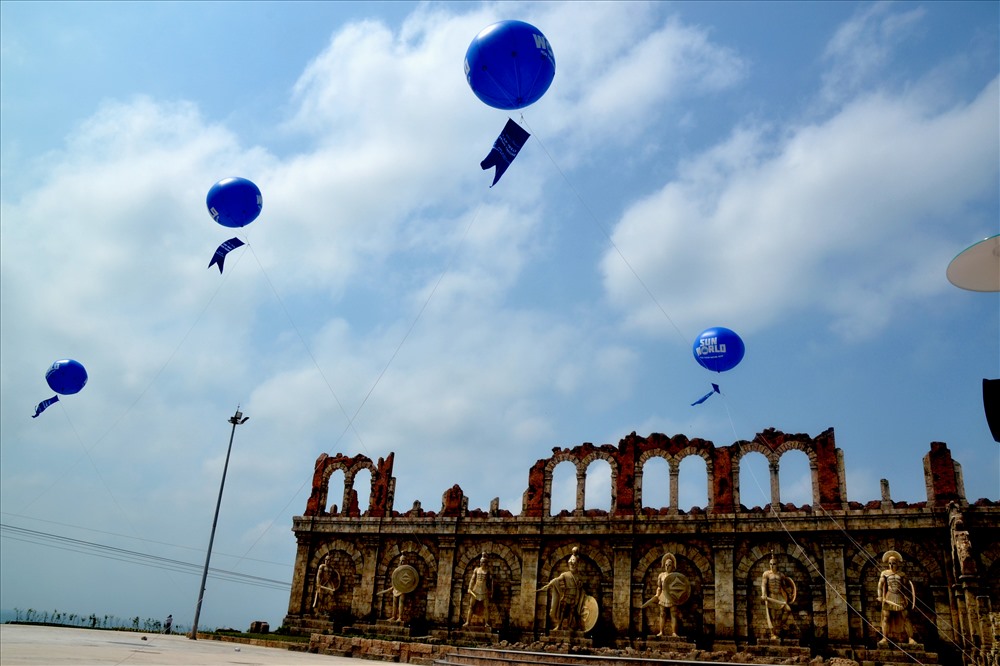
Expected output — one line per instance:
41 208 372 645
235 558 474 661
284 428 998 665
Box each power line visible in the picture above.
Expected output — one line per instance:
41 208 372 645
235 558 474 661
0 523 289 591
0 511 291 569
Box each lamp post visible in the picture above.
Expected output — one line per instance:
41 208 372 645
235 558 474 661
189 407 249 640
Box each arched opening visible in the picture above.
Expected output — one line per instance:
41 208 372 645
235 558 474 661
327 468 345 514
550 460 576 516
678 455 709 511
778 449 811 507
353 467 372 514
642 456 669 511
739 451 770 510
584 458 612 512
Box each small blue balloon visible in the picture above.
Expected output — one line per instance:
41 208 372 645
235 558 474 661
693 327 745 373
206 177 262 228
465 20 555 111
46 359 88 395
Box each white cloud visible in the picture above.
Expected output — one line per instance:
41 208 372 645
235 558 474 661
821 2 926 105
602 77 999 340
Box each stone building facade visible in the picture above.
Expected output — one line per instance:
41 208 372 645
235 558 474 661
283 427 999 665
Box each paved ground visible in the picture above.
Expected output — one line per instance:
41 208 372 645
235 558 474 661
0 624 362 665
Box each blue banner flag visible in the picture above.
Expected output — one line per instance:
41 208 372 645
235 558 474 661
691 383 721 406
481 118 530 187
32 395 59 418
208 237 245 274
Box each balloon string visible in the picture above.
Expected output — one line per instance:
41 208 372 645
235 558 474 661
717 394 960 663
516 113 944 662
17 249 249 516
15 398 194 603
12 249 257 609
516 113 691 348
242 239 368 454
230 204 486 567
329 201 486 454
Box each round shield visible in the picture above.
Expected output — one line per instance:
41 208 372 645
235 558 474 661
580 594 599 632
392 564 419 594
663 571 691 606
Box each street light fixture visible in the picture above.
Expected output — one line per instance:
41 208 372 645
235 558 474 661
189 407 249 640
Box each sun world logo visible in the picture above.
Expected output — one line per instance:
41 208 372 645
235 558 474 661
696 337 726 358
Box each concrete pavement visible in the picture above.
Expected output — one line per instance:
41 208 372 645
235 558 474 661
0 624 363 665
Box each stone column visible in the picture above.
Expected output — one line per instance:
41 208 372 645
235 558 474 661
286 530 315 616
432 537 457 624
515 538 542 632
880 478 892 510
575 468 586 515
612 540 633 635
669 460 680 512
357 536 380 618
712 536 736 649
822 539 849 643
769 460 781 511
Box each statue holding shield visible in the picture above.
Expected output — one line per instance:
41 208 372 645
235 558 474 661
642 553 691 637
377 553 420 623
538 547 599 633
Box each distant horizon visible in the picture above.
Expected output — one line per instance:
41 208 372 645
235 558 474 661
0 607 187 631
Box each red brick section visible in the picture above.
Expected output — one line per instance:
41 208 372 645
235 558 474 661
925 441 961 506
367 453 395 517
441 484 465 517
304 452 396 517
304 452 331 516
711 446 734 514
813 428 843 509
522 458 547 518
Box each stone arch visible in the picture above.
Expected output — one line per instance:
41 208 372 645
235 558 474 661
733 443 775 511
545 453 583 516
580 450 618 512
323 468 346 514
776 447 815 508
345 460 377 515
676 447 713 512
636 450 669 511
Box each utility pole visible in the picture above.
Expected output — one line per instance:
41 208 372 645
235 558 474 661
189 407 249 639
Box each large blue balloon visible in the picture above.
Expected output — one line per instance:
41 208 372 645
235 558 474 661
46 359 88 395
693 327 745 373
465 20 555 110
206 177 262 228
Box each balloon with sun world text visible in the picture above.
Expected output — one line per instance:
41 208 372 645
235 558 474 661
693 327 745 373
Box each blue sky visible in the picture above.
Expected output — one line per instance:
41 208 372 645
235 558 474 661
1 1 997 632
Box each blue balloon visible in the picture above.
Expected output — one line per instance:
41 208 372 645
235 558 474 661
206 177 262 228
465 20 555 110
693 327 745 373
46 359 88 395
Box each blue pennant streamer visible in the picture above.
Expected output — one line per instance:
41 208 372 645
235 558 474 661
208 237 245 274
32 395 59 418
691 383 721 406
481 118 530 187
